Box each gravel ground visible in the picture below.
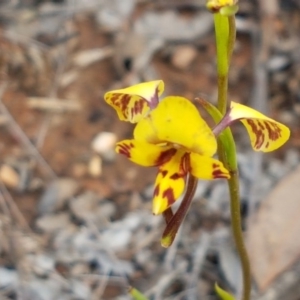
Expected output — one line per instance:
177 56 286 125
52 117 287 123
0 1 300 299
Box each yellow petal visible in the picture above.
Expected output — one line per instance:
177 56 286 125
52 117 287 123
152 150 188 215
190 153 230 179
116 140 176 167
134 96 217 156
104 80 164 123
207 0 237 11
230 102 290 152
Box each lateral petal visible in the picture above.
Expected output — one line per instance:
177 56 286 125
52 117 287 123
152 150 188 215
190 153 230 179
134 96 217 156
104 80 164 123
229 102 290 152
116 139 176 167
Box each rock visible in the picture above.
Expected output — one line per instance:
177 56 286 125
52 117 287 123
31 254 55 277
96 252 134 276
72 162 88 178
171 45 198 70
28 278 63 300
70 191 99 220
100 227 132 251
38 178 79 215
248 165 300 291
53 225 80 264
36 213 71 233
214 230 242 294
70 262 90 276
73 47 114 68
207 181 230 214
134 10 213 43
0 164 19 189
0 267 18 289
100 213 143 251
70 279 91 299
18 234 41 253
96 0 135 31
268 55 290 72
88 154 102 177
91 132 117 161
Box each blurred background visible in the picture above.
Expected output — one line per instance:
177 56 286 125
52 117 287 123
0 0 299 299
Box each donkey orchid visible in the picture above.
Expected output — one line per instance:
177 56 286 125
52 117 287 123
116 96 230 215
104 80 290 215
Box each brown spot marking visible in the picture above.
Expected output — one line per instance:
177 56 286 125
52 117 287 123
170 173 182 180
265 121 281 141
131 99 146 117
110 94 131 118
246 120 264 149
162 188 176 207
117 143 133 158
120 94 131 115
212 163 228 179
258 122 265 130
154 184 160 196
161 170 168 178
155 148 177 165
110 93 121 104
212 169 229 178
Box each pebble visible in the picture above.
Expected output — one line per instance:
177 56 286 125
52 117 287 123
31 254 55 277
72 162 88 178
70 191 100 221
70 279 91 299
0 164 19 189
28 278 63 300
268 55 290 72
88 154 102 177
268 159 289 180
0 267 18 289
215 233 242 293
36 213 71 233
38 178 79 215
91 132 117 161
96 252 134 276
96 0 136 31
171 45 198 70
207 181 230 214
70 262 90 276
100 227 132 251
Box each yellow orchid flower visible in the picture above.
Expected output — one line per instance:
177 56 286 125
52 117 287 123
104 80 164 123
116 96 230 215
105 80 290 216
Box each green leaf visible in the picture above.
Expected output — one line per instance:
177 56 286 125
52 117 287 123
128 286 149 300
215 283 236 300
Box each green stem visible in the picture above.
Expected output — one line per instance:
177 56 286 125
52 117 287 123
228 170 251 300
217 75 228 114
227 16 236 68
214 13 251 300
